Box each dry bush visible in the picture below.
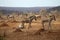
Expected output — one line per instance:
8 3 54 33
0 22 9 27
11 20 20 23
39 8 48 15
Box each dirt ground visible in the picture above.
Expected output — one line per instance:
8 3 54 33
0 20 60 40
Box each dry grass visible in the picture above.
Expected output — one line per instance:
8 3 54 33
0 23 9 27
0 14 60 40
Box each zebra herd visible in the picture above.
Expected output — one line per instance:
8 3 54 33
20 14 56 31
0 14 56 31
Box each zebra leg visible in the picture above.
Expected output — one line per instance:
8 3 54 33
28 22 31 29
49 22 52 31
21 22 24 29
42 22 45 30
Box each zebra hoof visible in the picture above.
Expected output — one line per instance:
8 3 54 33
48 31 52 33
41 29 45 31
14 28 22 32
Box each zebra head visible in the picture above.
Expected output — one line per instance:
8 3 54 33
50 15 56 21
29 15 37 21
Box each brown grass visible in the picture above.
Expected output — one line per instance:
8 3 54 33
0 23 9 27
0 15 60 40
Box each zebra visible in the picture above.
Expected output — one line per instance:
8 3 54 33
7 15 14 19
41 14 56 30
35 15 41 20
21 15 37 29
